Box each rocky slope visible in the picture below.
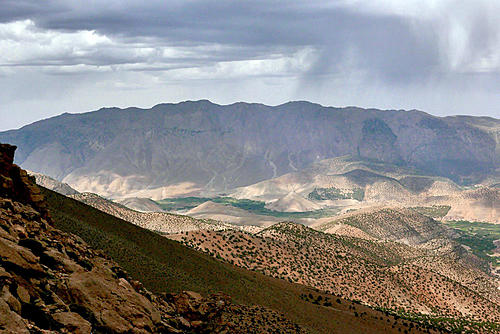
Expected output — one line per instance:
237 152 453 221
314 208 457 249
0 143 309 333
1 100 498 198
42 186 443 334
170 221 500 332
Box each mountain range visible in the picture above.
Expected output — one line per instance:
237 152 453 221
1 100 498 200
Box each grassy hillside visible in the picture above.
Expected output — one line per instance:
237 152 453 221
41 187 438 334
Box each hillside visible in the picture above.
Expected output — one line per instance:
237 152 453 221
1 101 498 199
314 207 499 285
314 208 457 249
230 157 417 204
28 170 79 196
170 221 500 333
39 186 439 333
2 143 314 333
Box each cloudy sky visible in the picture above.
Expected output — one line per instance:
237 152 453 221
0 0 499 130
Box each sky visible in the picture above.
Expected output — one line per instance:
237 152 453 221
0 0 499 131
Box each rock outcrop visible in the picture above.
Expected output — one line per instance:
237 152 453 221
0 143 305 333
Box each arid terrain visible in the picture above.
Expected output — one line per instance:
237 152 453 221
5 143 452 333
169 220 500 332
2 100 498 333
3 0 500 331
2 143 310 333
29 159 500 333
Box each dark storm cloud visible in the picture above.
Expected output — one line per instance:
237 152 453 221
0 0 444 83
0 0 55 22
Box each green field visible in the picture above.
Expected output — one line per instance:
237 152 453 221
444 220 500 267
307 187 364 201
155 196 211 211
156 196 340 218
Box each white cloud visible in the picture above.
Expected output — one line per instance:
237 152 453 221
0 19 315 80
0 20 111 65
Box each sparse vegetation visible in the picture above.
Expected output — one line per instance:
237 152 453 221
307 187 365 201
172 221 500 331
42 187 433 333
410 205 451 219
377 307 500 334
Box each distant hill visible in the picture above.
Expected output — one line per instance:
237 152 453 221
229 155 499 223
1 100 498 199
115 197 165 212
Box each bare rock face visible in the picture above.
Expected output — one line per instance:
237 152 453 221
0 143 307 333
0 144 48 218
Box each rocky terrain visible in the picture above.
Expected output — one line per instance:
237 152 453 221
28 156 499 332
38 152 444 333
314 208 457 248
170 221 500 333
0 143 313 333
315 207 500 284
1 100 498 199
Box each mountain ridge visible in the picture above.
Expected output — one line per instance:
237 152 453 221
1 100 498 200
